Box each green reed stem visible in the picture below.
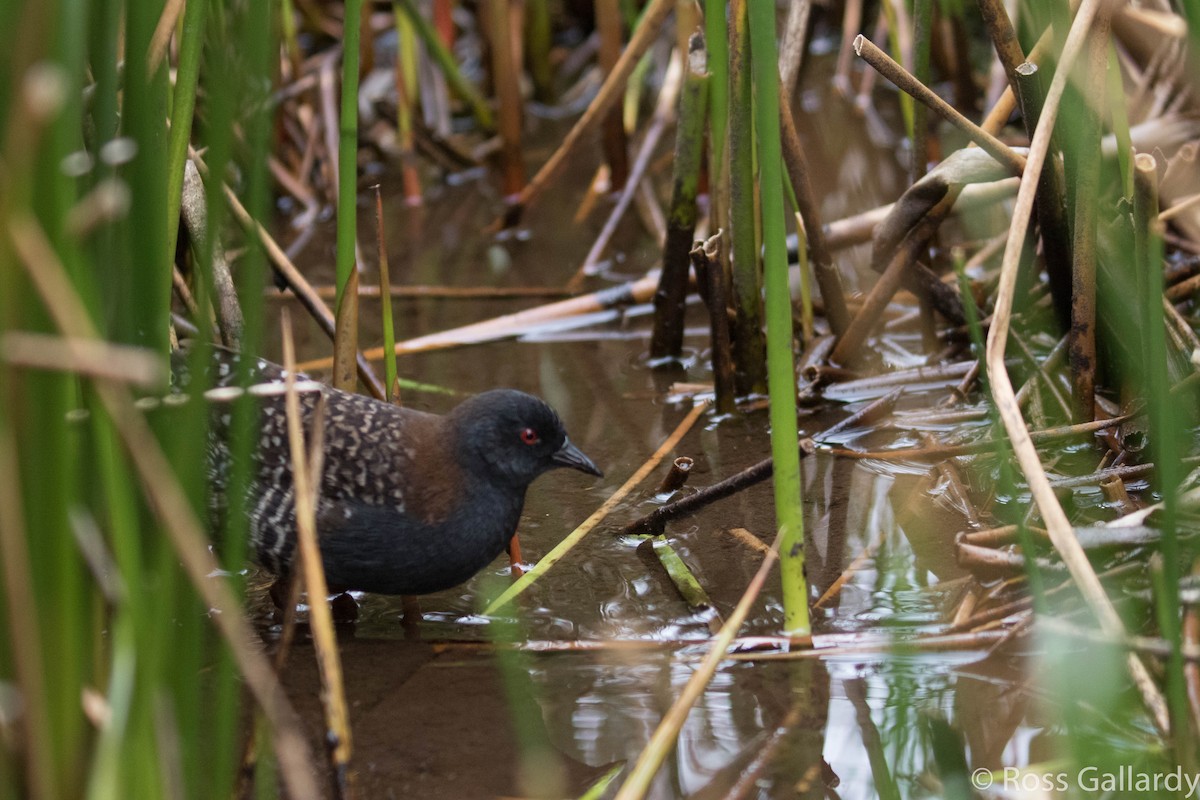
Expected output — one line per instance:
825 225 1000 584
336 0 363 315
165 0 208 261
747 0 808 635
1135 158 1193 765
728 0 766 396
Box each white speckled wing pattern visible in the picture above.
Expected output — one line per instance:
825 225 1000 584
190 350 417 576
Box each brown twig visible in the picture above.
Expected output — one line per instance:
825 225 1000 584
691 234 735 414
280 313 355 798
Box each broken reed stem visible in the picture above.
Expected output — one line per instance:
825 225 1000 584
853 35 1027 175
977 0 1026 85
650 33 709 361
622 455 776 537
656 456 695 495
691 234 736 414
613 536 780 800
650 536 720 629
280 313 355 799
727 0 766 395
777 84 850 337
508 0 674 223
983 0 1170 735
482 399 713 615
9 216 321 800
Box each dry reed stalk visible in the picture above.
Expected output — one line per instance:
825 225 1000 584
595 0 629 190
834 0 864 98
489 0 526 199
853 35 1027 175
268 285 570 301
280 313 355 798
982 0 1170 734
299 273 661 370
0 334 165 387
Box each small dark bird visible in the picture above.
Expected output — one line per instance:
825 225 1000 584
178 350 601 595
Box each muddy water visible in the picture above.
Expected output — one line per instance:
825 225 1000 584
264 48 1046 800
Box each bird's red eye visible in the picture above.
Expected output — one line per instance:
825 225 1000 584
520 427 540 445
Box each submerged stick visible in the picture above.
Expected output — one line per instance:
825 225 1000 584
620 440 819 538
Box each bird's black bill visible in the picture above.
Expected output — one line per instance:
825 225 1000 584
552 439 602 477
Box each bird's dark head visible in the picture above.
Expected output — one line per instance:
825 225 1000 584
448 389 602 487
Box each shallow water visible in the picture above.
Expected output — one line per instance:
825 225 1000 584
259 36 1144 800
